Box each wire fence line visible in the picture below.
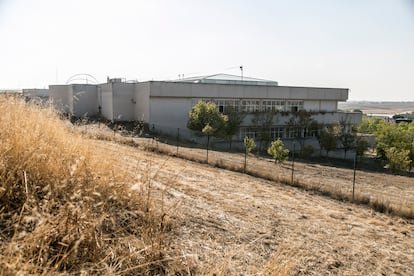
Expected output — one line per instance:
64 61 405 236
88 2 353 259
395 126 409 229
80 121 414 220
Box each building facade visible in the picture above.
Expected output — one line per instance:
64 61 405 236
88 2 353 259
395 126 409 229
49 74 362 154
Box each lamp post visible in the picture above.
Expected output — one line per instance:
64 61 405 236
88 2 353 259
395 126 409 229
240 66 243 81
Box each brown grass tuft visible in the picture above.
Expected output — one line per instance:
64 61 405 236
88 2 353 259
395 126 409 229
0 96 188 274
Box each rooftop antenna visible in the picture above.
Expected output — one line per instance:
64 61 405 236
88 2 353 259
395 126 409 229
240 65 244 81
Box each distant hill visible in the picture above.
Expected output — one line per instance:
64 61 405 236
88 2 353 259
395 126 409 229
339 101 414 115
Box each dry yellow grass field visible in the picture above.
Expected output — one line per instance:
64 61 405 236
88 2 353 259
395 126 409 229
85 123 414 220
0 96 188 274
1 96 414 274
91 138 414 274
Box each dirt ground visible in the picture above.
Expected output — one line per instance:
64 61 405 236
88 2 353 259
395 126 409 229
88 136 414 275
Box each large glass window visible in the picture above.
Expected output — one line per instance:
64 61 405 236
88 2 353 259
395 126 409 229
270 127 284 139
287 127 301 138
240 127 256 139
241 100 260 113
263 100 285 112
286 101 304 112
212 99 240 113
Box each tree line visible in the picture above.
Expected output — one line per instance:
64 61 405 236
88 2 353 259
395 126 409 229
187 101 368 158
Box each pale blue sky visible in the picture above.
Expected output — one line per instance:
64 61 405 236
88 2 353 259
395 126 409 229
1 0 413 100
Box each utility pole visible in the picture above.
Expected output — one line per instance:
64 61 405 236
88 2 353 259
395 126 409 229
240 65 243 81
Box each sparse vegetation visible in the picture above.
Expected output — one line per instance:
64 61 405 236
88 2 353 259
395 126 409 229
356 116 414 172
318 124 340 157
223 107 245 150
187 100 228 162
3 96 413 274
243 136 256 173
0 96 187 274
267 139 290 164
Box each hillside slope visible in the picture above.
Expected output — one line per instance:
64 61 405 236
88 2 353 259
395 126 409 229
0 97 186 274
96 140 414 274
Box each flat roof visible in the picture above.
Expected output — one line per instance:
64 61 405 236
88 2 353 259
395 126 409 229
174 73 278 86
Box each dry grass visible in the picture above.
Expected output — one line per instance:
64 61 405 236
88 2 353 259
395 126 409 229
81 125 414 220
89 140 414 274
0 96 188 274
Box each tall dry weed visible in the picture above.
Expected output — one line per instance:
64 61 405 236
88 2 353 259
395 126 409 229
0 96 187 274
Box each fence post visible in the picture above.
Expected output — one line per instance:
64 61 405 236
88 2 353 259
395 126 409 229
352 153 357 201
291 143 295 185
176 128 180 155
206 135 210 163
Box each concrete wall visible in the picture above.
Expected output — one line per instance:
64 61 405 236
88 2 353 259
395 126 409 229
134 82 150 122
112 83 135 121
99 83 113 120
239 111 361 129
149 81 349 101
144 81 359 141
71 84 98 117
149 96 193 137
311 111 362 125
304 100 337 112
49 85 72 113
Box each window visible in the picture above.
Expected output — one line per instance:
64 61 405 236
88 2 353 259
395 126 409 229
223 99 240 113
240 127 256 139
286 101 304 112
287 127 301 138
214 99 226 113
263 100 285 112
307 127 319 137
241 100 260 113
212 99 241 113
270 127 284 139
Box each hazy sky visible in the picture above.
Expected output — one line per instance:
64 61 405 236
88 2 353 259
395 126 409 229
1 0 413 101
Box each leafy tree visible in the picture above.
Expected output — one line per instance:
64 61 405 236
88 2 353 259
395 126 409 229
318 124 340 157
355 136 369 157
385 147 412 172
187 101 228 162
355 116 386 134
355 116 414 171
340 132 356 159
286 110 315 152
338 117 361 159
243 136 256 172
338 120 356 160
251 112 274 152
267 139 289 164
375 123 411 160
223 107 245 150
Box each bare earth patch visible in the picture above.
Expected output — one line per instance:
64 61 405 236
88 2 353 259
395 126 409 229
92 140 414 274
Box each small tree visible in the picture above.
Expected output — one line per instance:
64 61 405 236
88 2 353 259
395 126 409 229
286 110 315 153
243 136 256 173
340 132 356 159
251 112 274 152
318 125 340 157
355 136 369 157
267 139 289 164
187 101 227 162
223 107 245 150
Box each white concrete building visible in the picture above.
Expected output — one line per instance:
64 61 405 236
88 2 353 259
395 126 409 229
49 74 361 153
